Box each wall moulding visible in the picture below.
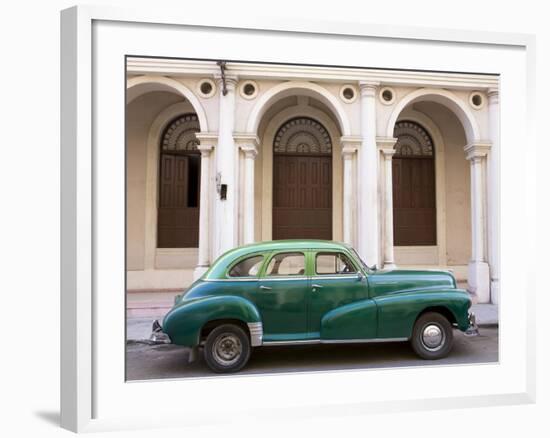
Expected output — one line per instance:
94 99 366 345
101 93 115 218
127 57 500 91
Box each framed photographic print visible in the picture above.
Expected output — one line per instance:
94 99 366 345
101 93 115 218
61 4 536 432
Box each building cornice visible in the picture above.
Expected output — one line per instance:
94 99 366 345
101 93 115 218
340 135 362 156
464 141 492 160
233 133 260 145
376 136 398 155
233 133 260 157
195 132 219 148
127 57 499 90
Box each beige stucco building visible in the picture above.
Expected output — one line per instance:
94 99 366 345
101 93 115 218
126 57 500 304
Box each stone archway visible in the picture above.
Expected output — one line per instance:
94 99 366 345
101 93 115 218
127 75 209 131
246 81 351 136
385 88 492 302
386 88 480 144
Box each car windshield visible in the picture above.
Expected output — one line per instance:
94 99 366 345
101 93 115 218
351 248 377 273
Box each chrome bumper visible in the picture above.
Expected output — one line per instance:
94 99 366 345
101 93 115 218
464 312 480 337
149 319 171 344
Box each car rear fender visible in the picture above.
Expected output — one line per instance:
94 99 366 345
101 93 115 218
162 295 261 347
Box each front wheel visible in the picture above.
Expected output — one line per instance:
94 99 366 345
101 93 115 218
410 312 454 359
203 324 251 373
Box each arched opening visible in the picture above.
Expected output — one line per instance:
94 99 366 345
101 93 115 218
272 117 333 240
392 121 436 246
388 97 472 281
157 114 201 248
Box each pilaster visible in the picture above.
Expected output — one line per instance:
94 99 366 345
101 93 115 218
377 137 398 270
340 136 362 246
234 133 260 245
193 132 218 279
464 141 492 302
358 81 380 267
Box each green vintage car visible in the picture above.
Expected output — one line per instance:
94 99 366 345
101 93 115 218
152 240 478 373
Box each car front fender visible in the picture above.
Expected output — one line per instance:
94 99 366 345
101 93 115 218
374 289 472 338
162 295 262 347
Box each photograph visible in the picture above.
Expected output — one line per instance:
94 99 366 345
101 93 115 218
2 0 545 435
125 56 499 380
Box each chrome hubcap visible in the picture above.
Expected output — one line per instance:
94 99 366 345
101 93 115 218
421 324 445 351
212 334 242 366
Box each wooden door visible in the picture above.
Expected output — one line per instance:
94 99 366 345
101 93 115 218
392 156 436 245
157 154 200 248
273 154 332 240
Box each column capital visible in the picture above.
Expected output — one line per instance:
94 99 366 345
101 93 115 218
241 147 258 159
377 136 398 157
464 141 492 160
234 133 259 158
340 135 362 157
195 131 218 154
359 81 380 97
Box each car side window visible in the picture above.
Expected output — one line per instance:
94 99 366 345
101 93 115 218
265 252 306 276
316 252 357 275
228 255 264 278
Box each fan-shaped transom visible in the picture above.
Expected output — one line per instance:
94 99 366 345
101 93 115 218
393 121 434 157
274 117 332 155
162 114 200 152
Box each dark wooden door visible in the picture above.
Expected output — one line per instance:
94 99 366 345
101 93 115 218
157 154 200 248
273 154 332 240
392 157 436 245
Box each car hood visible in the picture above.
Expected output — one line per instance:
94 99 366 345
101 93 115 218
368 268 458 298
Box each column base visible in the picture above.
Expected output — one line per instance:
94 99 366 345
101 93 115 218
490 279 500 305
193 265 209 280
467 261 490 303
383 262 397 271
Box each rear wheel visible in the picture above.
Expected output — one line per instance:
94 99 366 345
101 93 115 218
410 312 454 359
203 324 251 373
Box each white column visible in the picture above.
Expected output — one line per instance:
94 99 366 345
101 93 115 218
378 137 398 270
234 134 259 245
193 133 217 279
213 75 238 257
486 88 500 304
358 81 380 267
340 137 360 245
465 142 492 303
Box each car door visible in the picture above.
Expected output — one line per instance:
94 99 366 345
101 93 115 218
255 251 310 342
308 250 377 340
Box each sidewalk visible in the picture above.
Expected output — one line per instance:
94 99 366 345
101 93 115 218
126 291 498 341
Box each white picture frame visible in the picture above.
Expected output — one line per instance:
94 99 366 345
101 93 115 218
60 4 536 432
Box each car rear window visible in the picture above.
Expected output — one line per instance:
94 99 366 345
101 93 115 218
228 255 264 278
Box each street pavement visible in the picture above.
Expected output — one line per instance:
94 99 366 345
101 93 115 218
126 327 498 381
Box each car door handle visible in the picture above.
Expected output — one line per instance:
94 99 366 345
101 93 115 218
260 285 272 291
312 284 323 289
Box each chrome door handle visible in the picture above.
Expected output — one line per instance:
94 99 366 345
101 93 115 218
260 285 272 291
312 284 323 289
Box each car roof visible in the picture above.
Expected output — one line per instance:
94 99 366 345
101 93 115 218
202 240 354 279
